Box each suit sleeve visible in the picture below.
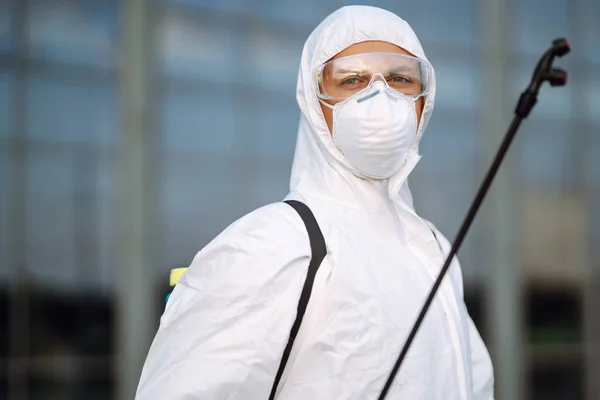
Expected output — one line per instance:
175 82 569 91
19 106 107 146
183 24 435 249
135 203 311 400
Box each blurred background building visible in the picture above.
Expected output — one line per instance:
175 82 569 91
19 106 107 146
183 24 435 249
0 0 598 399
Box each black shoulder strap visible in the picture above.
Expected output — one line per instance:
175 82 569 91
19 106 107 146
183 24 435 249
268 200 327 400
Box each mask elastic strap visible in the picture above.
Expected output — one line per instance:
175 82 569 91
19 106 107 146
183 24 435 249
318 97 335 110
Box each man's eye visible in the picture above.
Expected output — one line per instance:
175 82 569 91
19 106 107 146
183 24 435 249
389 75 411 83
341 77 361 85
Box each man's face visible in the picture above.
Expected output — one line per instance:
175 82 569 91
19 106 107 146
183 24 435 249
319 41 425 135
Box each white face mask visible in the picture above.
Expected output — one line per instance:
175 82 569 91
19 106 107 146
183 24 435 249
320 81 419 179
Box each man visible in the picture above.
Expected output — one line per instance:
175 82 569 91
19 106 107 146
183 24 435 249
136 5 494 399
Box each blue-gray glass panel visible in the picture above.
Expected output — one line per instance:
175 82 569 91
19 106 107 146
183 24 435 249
161 87 235 154
26 148 77 287
27 75 116 146
0 72 12 138
28 0 117 68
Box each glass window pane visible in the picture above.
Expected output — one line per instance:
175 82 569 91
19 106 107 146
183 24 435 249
255 0 338 25
96 154 115 291
590 122 600 184
167 0 259 15
510 0 571 56
413 0 477 46
254 96 298 159
590 126 600 274
158 10 236 81
228 155 267 215
68 150 104 291
254 158 292 207
0 0 13 54
27 75 116 146
0 71 12 138
591 202 600 270
587 72 600 125
245 27 302 93
428 54 482 111
0 146 11 282
419 109 481 173
517 119 573 185
582 3 600 64
26 148 77 288
27 0 117 68
162 86 235 153
162 152 237 267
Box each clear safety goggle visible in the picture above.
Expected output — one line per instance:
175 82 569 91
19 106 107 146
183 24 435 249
316 52 431 101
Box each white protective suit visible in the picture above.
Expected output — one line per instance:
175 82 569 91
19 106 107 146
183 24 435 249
136 5 494 400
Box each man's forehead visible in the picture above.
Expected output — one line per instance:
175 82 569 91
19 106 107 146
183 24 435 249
327 53 421 70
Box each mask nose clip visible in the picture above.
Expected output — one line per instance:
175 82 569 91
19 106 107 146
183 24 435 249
368 73 388 86
356 74 391 103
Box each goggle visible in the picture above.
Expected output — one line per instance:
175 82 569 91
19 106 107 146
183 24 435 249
316 52 431 101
